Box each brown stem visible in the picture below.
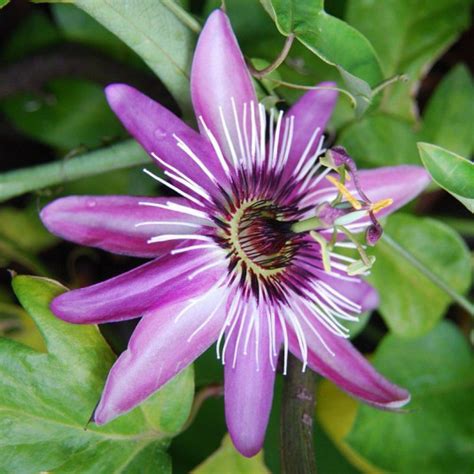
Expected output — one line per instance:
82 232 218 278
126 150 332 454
248 34 295 79
280 354 317 474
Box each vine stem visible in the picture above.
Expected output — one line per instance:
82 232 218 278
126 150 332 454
382 233 474 316
248 34 295 79
267 78 358 109
180 384 223 433
0 140 148 204
281 354 317 474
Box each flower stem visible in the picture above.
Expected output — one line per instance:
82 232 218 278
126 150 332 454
248 34 295 79
281 354 317 474
291 216 323 233
383 233 474 316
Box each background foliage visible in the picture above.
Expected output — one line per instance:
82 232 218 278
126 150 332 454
0 0 472 472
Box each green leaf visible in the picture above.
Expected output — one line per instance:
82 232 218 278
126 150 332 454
421 65 474 157
0 139 148 203
1 275 194 473
264 0 383 109
345 321 474 473
338 113 419 167
440 217 474 238
206 0 276 47
368 214 471 337
418 143 474 213
0 302 47 352
346 0 472 120
2 78 125 150
0 240 48 277
0 0 10 8
316 380 384 474
73 0 195 116
0 206 56 275
0 207 56 254
1 11 61 61
335 66 373 117
192 434 269 473
52 4 145 68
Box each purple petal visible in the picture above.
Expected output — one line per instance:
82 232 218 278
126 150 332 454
51 248 226 324
224 303 281 457
288 303 410 410
94 285 229 424
305 165 430 218
192 10 257 162
282 82 338 179
105 83 229 195
41 195 210 258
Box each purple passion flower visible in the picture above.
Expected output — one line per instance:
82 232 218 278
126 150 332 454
41 10 429 457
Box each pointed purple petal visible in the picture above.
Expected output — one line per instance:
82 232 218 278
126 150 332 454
306 165 430 217
282 82 338 179
51 249 226 324
288 304 410 410
94 286 228 424
224 303 281 457
192 10 257 161
105 83 229 195
41 195 210 258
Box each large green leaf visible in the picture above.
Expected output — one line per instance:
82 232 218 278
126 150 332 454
52 4 145 68
1 11 61 61
263 0 383 114
368 214 471 337
266 0 383 85
2 78 125 150
346 0 471 120
338 113 419 168
421 65 474 157
1 276 194 473
345 321 474 473
0 302 46 352
73 0 194 116
418 143 474 213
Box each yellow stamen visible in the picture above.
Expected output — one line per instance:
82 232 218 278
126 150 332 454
326 175 361 210
371 198 393 213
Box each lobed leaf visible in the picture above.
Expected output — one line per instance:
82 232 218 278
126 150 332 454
1 275 193 473
263 0 383 114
